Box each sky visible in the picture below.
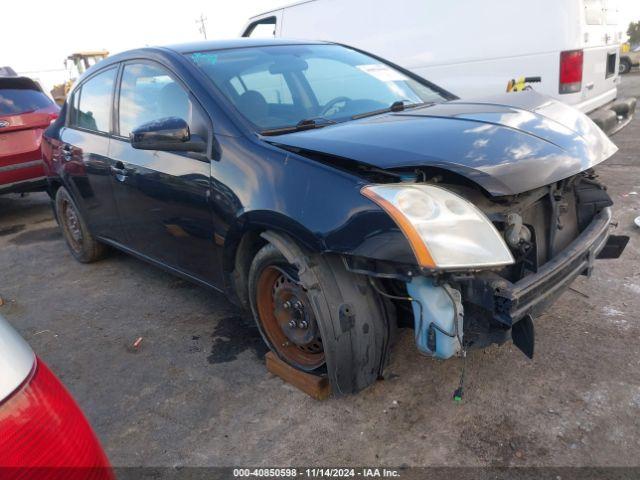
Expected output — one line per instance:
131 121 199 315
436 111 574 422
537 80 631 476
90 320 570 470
2 0 285 90
3 0 640 92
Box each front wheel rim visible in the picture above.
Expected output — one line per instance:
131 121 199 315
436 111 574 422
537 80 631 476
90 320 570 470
255 265 325 370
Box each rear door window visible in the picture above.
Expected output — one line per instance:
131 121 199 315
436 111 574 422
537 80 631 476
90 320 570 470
584 0 604 25
604 0 618 25
69 68 116 133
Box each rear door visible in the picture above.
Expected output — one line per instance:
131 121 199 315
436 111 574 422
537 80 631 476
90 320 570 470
108 61 223 287
579 0 620 111
59 67 125 242
0 78 59 191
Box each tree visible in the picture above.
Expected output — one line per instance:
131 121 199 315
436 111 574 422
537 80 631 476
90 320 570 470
628 21 640 47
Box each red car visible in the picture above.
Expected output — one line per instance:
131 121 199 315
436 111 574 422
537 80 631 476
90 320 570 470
0 76 59 195
0 314 113 479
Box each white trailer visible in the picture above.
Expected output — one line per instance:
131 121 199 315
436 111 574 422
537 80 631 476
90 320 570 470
243 0 636 135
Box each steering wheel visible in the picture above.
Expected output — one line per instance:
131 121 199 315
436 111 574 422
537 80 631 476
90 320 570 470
320 96 351 117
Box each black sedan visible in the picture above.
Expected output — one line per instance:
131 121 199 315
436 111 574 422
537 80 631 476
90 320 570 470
43 39 627 395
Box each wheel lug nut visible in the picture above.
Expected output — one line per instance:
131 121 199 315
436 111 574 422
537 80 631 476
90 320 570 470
288 319 297 328
283 301 291 309
298 320 308 329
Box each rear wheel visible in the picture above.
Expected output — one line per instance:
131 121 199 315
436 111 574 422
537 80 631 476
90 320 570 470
248 234 393 394
619 58 631 74
55 187 106 263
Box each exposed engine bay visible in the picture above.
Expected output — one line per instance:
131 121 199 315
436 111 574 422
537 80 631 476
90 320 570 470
348 169 628 361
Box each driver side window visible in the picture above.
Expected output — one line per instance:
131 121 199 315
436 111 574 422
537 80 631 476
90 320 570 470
118 62 206 138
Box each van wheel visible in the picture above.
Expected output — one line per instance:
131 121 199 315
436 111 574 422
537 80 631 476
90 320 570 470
248 233 393 395
55 187 106 263
619 58 631 74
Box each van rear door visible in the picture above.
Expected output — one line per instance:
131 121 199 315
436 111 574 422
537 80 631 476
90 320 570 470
571 0 620 113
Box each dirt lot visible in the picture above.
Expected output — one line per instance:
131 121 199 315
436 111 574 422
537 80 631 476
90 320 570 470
1 74 640 469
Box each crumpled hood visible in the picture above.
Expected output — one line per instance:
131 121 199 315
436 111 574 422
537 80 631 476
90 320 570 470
269 91 618 196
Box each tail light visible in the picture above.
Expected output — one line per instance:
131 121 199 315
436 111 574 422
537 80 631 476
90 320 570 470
559 49 584 94
0 358 113 480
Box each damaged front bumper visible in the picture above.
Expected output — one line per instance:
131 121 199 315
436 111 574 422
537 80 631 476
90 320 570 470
463 207 613 326
452 206 628 357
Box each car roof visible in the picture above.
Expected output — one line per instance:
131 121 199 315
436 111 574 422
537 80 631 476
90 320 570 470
73 38 336 92
163 37 328 53
88 38 331 73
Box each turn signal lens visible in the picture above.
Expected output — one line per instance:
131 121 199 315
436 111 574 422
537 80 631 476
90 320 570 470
362 184 514 269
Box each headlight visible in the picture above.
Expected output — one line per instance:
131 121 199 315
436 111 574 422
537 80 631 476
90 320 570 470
362 184 514 269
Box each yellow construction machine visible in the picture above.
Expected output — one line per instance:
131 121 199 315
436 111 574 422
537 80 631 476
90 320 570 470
50 51 109 105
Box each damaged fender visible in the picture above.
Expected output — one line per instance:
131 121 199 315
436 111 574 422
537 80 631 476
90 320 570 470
260 231 393 395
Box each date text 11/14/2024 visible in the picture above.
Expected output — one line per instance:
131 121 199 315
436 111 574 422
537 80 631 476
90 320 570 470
233 468 401 478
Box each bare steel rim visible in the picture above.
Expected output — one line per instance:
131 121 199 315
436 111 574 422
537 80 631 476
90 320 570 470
255 264 325 370
60 197 83 253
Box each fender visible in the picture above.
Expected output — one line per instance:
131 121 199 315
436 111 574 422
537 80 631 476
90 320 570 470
213 134 417 278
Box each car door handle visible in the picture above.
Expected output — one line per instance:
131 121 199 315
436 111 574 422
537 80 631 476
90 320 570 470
61 144 73 162
110 161 130 179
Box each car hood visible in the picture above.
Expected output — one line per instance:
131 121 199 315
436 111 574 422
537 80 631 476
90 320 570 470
268 92 618 196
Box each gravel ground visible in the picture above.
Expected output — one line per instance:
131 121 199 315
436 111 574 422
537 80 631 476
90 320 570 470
1 73 639 469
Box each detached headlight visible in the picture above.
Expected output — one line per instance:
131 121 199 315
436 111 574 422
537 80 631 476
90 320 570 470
362 184 514 269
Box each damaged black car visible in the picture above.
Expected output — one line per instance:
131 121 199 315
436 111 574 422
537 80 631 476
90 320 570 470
43 39 631 395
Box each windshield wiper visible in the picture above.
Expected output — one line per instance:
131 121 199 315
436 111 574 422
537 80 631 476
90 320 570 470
261 117 337 136
351 100 435 120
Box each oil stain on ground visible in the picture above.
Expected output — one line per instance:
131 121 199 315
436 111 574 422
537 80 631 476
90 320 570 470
9 227 61 245
207 315 269 364
0 225 26 237
457 414 549 465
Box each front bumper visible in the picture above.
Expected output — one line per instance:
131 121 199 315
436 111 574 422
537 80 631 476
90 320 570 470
588 97 637 136
462 207 613 327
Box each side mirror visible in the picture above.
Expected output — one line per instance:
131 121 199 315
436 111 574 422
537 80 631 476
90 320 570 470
130 117 206 153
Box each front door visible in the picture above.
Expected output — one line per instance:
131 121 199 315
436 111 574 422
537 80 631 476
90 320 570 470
108 61 223 288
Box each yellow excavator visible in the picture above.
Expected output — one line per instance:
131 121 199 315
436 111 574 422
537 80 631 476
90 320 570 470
50 51 109 105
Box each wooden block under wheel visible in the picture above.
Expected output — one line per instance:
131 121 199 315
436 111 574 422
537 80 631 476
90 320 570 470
265 351 331 400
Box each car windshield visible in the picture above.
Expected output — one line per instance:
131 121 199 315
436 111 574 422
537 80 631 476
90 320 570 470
187 44 447 133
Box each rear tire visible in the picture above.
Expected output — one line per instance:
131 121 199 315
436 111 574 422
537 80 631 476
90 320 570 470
619 58 631 74
248 233 393 395
55 187 106 263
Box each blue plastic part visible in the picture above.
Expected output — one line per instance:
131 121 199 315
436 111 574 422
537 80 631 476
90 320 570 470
406 277 460 359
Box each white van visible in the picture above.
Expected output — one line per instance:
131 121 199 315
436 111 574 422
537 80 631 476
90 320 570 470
242 0 636 135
